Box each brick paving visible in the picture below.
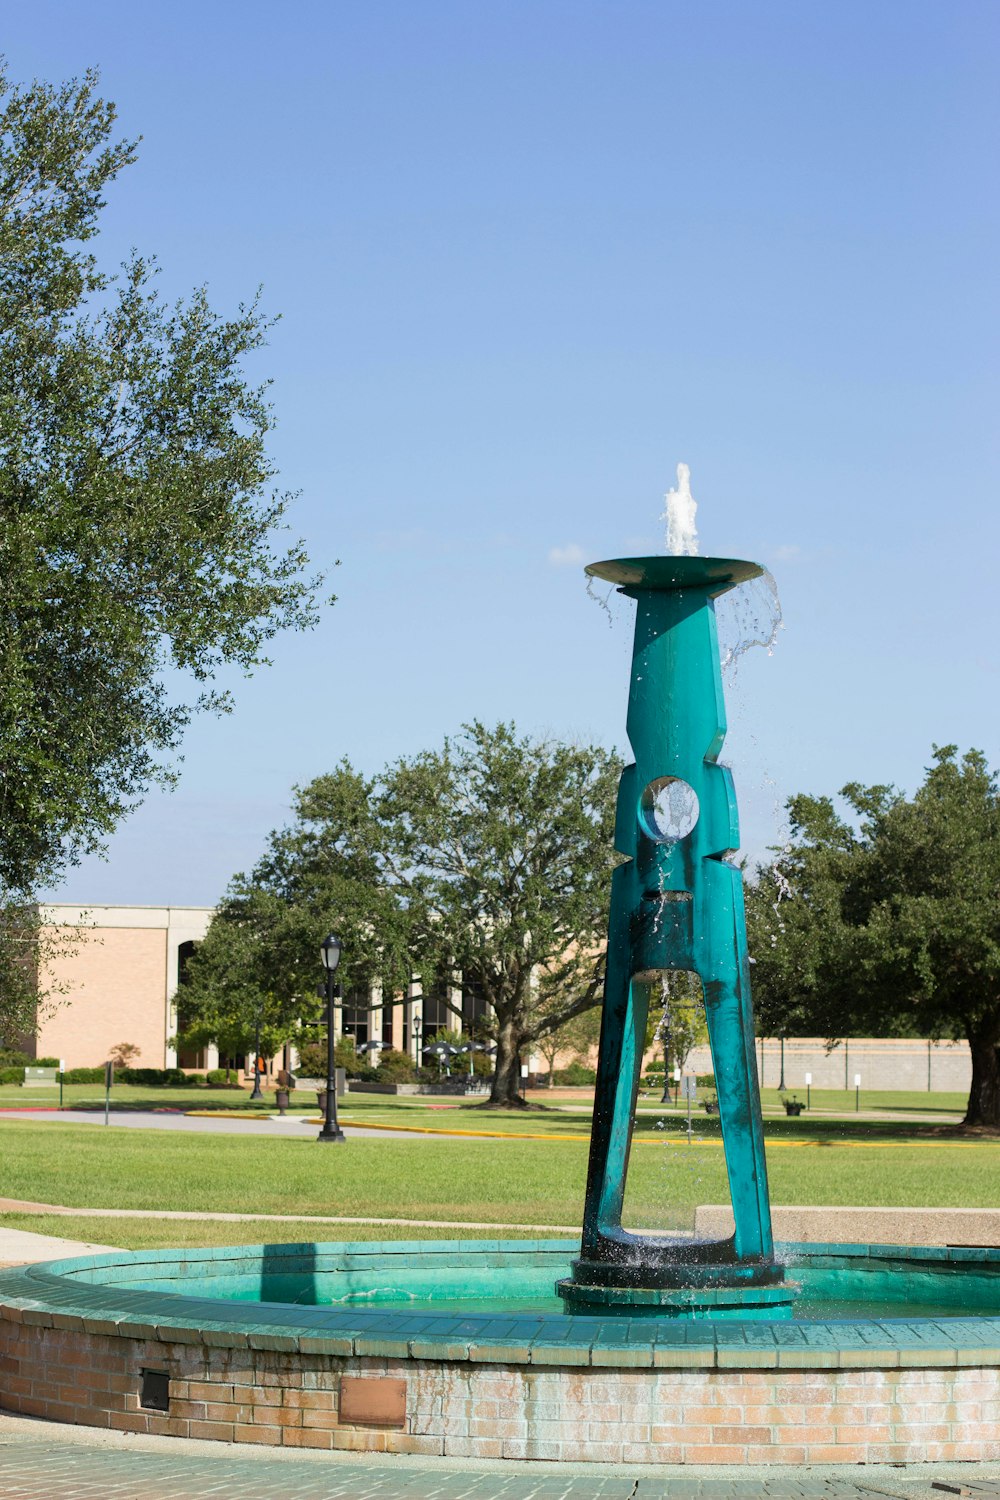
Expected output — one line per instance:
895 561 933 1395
0 1416 999 1500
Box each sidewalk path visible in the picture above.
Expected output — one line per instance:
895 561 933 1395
0 1195 578 1234
0 1411 997 1500
0 1108 406 1139
0 1226 119 1268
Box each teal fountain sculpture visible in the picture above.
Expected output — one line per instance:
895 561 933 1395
559 557 794 1319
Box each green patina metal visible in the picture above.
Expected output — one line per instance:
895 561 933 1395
560 557 788 1316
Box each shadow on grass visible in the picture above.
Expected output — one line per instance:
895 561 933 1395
631 1112 997 1144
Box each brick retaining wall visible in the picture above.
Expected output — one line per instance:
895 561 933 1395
3 1318 1000 1464
682 1037 972 1093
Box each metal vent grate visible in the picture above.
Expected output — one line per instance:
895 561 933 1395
140 1368 170 1412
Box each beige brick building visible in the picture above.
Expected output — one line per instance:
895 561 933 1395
28 904 973 1092
34 905 215 1070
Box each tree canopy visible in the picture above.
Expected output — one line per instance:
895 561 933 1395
0 65 324 902
746 746 1000 1127
0 65 325 1031
181 722 621 1104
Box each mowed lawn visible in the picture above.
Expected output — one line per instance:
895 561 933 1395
0 1081 971 1129
0 1116 998 1256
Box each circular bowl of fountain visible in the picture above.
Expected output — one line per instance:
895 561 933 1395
4 1236 1000 1465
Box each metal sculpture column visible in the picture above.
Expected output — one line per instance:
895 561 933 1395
559 557 793 1319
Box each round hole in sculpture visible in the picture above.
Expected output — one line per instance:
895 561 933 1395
639 777 699 842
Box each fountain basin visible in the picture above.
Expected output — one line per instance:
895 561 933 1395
3 1238 1000 1464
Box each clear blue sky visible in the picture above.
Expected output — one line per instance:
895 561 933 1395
11 0 998 906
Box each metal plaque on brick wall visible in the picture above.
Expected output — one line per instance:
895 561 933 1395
339 1376 407 1428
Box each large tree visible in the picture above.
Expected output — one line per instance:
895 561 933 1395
746 746 1000 1128
185 723 620 1105
0 66 325 1030
0 67 323 880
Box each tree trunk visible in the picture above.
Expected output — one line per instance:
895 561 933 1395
489 1017 526 1107
963 1020 1000 1127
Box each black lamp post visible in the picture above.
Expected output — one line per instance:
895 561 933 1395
249 1005 263 1100
318 933 345 1144
411 1013 422 1068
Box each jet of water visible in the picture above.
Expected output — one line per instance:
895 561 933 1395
662 462 698 557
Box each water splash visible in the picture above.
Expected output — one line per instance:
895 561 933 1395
717 567 783 679
585 571 617 626
764 840 795 948
662 462 699 556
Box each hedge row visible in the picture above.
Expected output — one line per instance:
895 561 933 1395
642 1072 715 1087
0 1052 61 1069
1 1065 245 1087
552 1063 597 1085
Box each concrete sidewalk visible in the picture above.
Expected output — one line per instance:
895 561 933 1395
0 1107 403 1139
0 1410 998 1500
0 1226 119 1268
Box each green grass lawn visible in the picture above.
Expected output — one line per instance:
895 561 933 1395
0 1081 987 1255
0 1213 548 1250
0 1081 279 1111
638 1086 968 1116
0 1080 970 1133
0 1116 997 1253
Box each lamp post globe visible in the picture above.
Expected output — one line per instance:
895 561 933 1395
317 933 345 1144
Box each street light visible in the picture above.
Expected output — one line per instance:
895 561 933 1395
412 1014 422 1067
250 1004 264 1100
318 933 345 1144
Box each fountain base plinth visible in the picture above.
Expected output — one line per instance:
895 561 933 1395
557 1276 795 1319
558 1249 795 1319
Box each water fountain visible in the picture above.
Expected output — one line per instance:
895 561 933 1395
3 503 1000 1465
560 553 792 1319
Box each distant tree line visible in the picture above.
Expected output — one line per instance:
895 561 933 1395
746 746 1000 1128
181 722 622 1108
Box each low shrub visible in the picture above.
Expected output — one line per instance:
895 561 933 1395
297 1041 325 1078
206 1067 241 1087
552 1062 597 1086
0 1066 23 1084
374 1048 416 1083
299 1037 367 1077
61 1067 104 1084
117 1067 189 1087
347 1061 378 1082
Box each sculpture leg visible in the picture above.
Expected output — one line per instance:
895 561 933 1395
581 869 646 1253
700 969 772 1260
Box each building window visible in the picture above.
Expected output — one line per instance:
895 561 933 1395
341 990 369 1048
175 940 204 1068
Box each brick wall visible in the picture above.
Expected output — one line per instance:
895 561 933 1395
34 906 214 1069
2 1317 999 1464
35 926 168 1069
683 1036 972 1092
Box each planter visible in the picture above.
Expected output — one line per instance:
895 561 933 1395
275 1089 290 1114
784 1101 805 1116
